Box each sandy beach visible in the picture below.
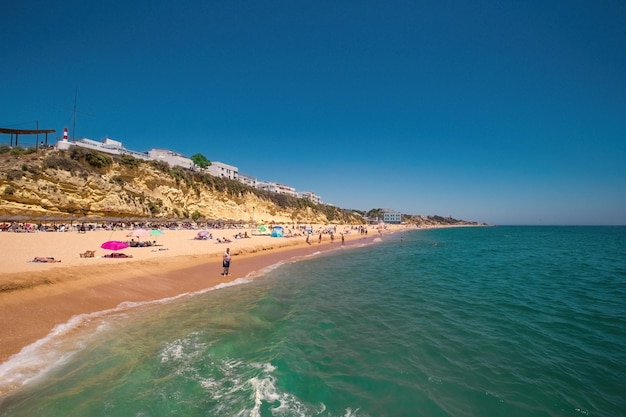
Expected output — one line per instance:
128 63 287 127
0 223 403 363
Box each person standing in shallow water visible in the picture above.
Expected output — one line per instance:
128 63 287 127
222 248 231 276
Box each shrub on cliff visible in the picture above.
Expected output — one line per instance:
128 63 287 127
42 154 84 173
5 169 23 181
85 151 112 169
119 154 140 168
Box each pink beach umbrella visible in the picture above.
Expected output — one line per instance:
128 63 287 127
100 240 129 251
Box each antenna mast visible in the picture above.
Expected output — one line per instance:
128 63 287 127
72 87 78 140
55 87 91 139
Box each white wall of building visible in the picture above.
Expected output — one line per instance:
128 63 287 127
148 149 194 169
383 210 402 224
57 138 126 156
256 180 277 193
206 161 239 180
276 183 297 197
237 173 257 188
298 191 321 204
257 181 296 197
103 138 122 148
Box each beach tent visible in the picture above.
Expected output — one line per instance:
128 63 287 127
271 226 284 238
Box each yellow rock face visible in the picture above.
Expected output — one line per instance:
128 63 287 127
0 151 342 224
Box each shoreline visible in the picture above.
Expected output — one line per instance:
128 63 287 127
0 225 403 363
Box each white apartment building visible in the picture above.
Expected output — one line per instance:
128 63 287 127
276 183 297 197
237 173 257 188
257 181 297 197
206 161 238 180
383 209 402 224
298 191 321 204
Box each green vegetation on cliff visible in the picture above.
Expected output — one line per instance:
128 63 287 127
0 146 362 224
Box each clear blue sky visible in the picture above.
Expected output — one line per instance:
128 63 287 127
2 1 625 225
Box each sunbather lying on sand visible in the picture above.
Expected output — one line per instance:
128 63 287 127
32 257 61 263
103 253 133 258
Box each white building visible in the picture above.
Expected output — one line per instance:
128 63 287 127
56 137 151 161
383 209 402 224
148 149 194 170
256 180 278 193
102 138 122 149
276 183 297 197
206 161 238 180
257 181 297 197
237 173 257 188
298 191 321 204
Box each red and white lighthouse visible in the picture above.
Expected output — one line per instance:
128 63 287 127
63 127 68 141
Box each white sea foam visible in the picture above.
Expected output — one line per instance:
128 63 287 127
214 277 252 289
0 312 103 396
160 334 204 364
249 363 309 417
176 359 314 417
344 408 364 417
253 261 286 275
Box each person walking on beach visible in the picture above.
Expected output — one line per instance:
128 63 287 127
222 248 231 276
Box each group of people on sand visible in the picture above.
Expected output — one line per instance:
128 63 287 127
127 239 158 247
31 252 133 263
305 231 346 245
194 231 251 243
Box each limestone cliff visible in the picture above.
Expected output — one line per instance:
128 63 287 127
0 148 359 224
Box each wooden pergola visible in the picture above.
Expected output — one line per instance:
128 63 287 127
0 127 56 147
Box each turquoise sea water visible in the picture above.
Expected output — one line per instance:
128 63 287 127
1 226 625 417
